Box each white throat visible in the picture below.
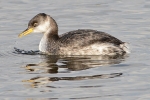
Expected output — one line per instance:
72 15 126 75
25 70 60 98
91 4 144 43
38 17 51 52
39 35 48 52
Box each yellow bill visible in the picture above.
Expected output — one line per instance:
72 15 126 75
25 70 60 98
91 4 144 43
18 28 34 38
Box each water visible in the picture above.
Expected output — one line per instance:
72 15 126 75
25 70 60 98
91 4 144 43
0 0 150 99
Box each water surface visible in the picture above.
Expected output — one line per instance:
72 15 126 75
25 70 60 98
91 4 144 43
0 0 150 100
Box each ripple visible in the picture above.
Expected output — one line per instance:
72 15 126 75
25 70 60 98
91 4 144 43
0 45 40 58
23 73 122 88
22 54 127 74
13 47 41 55
21 54 125 89
69 94 121 100
0 46 15 57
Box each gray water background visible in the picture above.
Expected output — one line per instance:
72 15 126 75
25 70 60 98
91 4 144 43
0 0 150 100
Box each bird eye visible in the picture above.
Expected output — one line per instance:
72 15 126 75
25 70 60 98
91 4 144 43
33 23 38 27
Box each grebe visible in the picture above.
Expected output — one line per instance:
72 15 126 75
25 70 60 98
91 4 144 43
18 13 129 55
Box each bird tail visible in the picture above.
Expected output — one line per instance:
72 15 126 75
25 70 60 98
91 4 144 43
120 42 130 54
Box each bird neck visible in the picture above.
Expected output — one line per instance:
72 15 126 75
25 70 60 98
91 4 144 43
39 31 59 53
39 34 58 53
44 15 59 40
39 16 59 53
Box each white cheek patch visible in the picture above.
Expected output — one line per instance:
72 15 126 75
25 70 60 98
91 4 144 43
33 20 50 33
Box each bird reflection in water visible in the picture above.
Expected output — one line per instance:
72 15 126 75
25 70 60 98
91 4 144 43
22 54 127 88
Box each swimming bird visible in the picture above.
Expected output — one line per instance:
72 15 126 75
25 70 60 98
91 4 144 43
18 13 129 55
